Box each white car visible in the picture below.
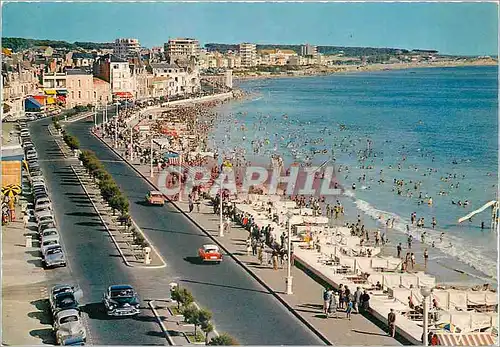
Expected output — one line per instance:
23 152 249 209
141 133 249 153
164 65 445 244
41 228 58 239
35 207 52 222
53 309 86 345
35 199 52 211
38 214 55 225
41 235 60 258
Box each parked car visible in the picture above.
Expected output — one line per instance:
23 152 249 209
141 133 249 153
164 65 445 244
145 190 165 206
38 214 55 225
35 198 52 211
53 309 86 345
50 284 82 314
102 285 140 316
38 222 57 235
41 235 60 257
41 228 58 239
198 244 223 263
44 246 67 269
35 207 52 222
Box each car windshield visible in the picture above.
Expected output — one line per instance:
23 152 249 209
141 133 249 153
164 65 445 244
43 230 57 237
40 216 53 222
56 294 76 308
47 247 62 255
111 289 134 304
59 315 79 324
43 240 58 246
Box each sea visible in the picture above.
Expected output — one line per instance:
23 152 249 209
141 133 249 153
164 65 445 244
209 66 499 284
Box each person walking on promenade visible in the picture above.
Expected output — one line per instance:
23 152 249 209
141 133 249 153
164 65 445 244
188 194 194 213
346 298 353 320
360 290 370 312
327 290 337 318
323 287 333 316
246 238 252 256
354 286 363 313
338 284 345 310
423 248 429 268
410 252 416 269
251 238 257 256
388 308 396 337
23 212 29 228
344 285 351 310
397 243 402 258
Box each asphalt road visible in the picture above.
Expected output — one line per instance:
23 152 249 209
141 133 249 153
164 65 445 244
64 116 325 345
29 117 169 345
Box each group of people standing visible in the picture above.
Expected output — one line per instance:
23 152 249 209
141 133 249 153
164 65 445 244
322 285 371 320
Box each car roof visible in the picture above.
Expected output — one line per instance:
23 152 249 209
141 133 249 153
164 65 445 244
56 308 80 318
109 284 134 291
149 191 163 195
52 284 73 292
42 234 60 242
43 228 58 233
203 244 219 250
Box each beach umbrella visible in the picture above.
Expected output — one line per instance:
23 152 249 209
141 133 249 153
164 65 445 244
2 184 21 197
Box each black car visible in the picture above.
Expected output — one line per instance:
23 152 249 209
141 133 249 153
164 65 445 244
51 291 80 315
102 285 140 316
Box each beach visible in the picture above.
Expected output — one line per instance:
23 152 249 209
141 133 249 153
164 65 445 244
208 65 498 287
232 58 498 81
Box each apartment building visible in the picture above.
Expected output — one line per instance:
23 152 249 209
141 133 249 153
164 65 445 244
164 38 200 65
300 44 317 57
150 62 200 96
239 43 257 67
113 38 141 59
93 54 134 99
2 65 38 119
65 68 94 108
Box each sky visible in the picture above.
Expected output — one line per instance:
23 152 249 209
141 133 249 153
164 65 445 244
2 1 498 56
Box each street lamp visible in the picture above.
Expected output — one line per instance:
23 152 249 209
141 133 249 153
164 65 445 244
420 286 432 346
129 126 134 161
285 214 301 295
219 161 232 237
150 136 154 178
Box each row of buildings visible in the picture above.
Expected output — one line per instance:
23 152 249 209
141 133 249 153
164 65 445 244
2 38 218 120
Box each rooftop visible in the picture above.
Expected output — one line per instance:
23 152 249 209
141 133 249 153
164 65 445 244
150 62 179 69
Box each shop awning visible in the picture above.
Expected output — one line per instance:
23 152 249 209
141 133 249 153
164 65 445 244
56 89 68 95
25 97 42 111
113 92 134 99
44 89 56 95
56 95 66 102
435 332 495 346
46 97 56 105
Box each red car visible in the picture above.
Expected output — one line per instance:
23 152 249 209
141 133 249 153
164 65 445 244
198 244 223 263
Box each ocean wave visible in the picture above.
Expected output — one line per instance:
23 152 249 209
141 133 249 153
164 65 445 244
345 192 497 280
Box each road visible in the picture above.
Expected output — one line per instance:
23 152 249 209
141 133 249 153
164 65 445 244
29 116 169 345
63 115 325 345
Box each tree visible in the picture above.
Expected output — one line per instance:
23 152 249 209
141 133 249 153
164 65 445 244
201 321 214 342
171 287 194 310
208 333 238 346
182 304 200 335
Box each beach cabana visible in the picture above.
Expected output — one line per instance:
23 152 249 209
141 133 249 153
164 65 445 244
434 332 496 346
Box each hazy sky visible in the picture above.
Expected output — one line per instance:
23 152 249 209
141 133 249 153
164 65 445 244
2 1 498 55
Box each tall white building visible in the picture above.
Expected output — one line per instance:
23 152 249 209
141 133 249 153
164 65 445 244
113 38 141 59
300 44 317 57
164 38 200 65
239 43 257 67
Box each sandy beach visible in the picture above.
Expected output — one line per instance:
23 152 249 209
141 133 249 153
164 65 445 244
233 58 498 81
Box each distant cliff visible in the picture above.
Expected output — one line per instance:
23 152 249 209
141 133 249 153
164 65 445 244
2 37 113 52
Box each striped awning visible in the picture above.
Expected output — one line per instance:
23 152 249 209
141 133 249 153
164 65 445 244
113 92 133 99
56 89 68 95
435 332 496 346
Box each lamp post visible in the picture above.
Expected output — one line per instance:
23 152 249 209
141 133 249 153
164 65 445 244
421 286 432 346
219 173 224 237
129 126 133 161
286 219 293 295
150 136 154 178
114 114 118 148
93 100 97 128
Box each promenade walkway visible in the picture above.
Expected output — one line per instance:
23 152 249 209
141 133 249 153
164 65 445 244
96 133 401 346
2 175 54 345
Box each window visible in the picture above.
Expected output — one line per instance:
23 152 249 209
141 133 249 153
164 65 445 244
78 80 81 88
113 64 119 69
94 91 97 99
78 91 81 99
71 91 74 98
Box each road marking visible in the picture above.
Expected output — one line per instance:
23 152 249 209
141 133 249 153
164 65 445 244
148 300 174 345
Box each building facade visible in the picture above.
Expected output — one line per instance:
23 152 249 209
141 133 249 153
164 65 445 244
93 55 134 99
113 38 141 59
65 69 94 108
300 44 317 57
150 62 200 96
164 38 200 65
239 43 257 67
93 77 112 105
